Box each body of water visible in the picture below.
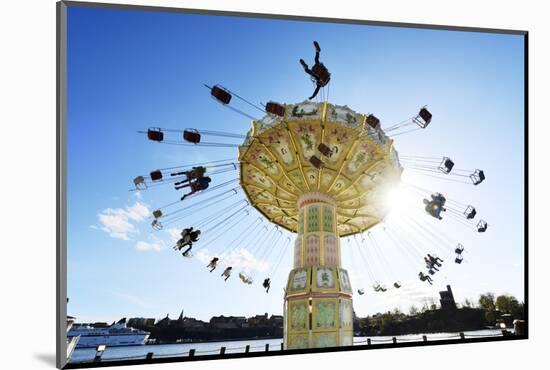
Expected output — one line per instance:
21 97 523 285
70 329 506 364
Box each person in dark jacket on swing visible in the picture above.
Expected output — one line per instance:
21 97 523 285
299 41 331 100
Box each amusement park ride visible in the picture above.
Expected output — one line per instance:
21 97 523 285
133 42 488 350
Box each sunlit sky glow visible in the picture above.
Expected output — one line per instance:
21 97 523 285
67 6 525 323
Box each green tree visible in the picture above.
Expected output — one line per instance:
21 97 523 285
479 293 496 324
409 305 419 316
495 295 520 314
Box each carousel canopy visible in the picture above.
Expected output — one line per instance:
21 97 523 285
238 101 403 237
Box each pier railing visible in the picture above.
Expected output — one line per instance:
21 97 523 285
79 330 513 364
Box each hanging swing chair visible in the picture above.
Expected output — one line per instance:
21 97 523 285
210 85 232 105
147 128 164 142
366 114 380 129
317 143 334 158
133 176 147 190
438 157 455 174
265 102 285 117
151 219 163 231
152 209 162 219
470 169 486 185
477 220 488 232
150 170 163 181
183 129 201 144
310 155 324 169
413 107 432 128
464 206 477 219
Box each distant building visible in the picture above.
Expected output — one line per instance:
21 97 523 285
128 317 155 328
439 285 457 310
210 315 247 329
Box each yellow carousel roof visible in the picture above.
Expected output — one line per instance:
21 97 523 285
238 101 403 237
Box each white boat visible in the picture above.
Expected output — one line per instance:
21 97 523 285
68 318 150 348
67 316 80 361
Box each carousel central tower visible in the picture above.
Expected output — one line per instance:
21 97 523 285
238 101 402 349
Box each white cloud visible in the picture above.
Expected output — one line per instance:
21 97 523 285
135 241 162 252
196 248 269 274
96 201 150 240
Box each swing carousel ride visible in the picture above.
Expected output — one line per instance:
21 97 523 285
132 41 488 350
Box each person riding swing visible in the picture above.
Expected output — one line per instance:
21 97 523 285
263 278 271 293
207 257 219 272
175 227 201 256
299 41 331 100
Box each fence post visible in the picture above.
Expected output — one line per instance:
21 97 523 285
189 349 195 357
367 338 371 346
220 346 226 355
422 335 427 342
392 337 397 344
265 343 270 352
146 352 154 360
281 343 284 351
245 345 250 353
459 332 465 340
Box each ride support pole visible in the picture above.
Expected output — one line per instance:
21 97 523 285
265 343 269 352
220 346 226 355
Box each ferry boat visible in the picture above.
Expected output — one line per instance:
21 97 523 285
67 318 150 348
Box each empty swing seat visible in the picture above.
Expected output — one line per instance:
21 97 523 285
152 209 162 219
455 255 463 264
183 129 201 144
358 288 365 295
366 114 380 129
470 169 486 185
317 143 333 157
151 220 163 231
393 282 402 288
133 176 147 190
211 85 232 104
438 157 455 174
477 220 488 233
266 102 285 117
150 170 163 181
310 155 324 169
413 107 432 128
464 205 477 219
147 128 164 142
455 243 465 254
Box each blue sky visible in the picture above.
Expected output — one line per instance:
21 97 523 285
66 6 525 323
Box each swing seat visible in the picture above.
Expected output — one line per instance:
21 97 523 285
477 220 488 233
152 209 162 219
133 176 147 190
266 102 285 117
438 157 455 174
183 129 201 144
455 243 465 254
413 107 432 128
317 143 333 157
393 282 402 289
358 289 365 295
366 114 380 129
464 206 477 219
151 220 163 231
428 269 435 275
455 255 463 264
310 155 324 169
150 170 162 181
470 169 486 185
211 85 232 104
147 128 164 142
